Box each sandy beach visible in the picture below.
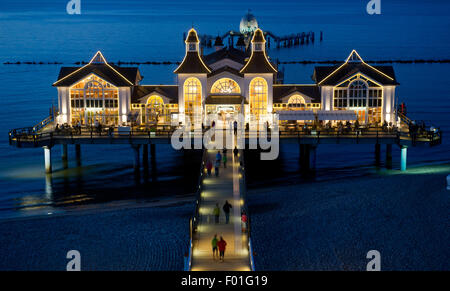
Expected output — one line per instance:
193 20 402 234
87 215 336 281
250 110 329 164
0 198 193 271
247 164 450 270
0 164 449 270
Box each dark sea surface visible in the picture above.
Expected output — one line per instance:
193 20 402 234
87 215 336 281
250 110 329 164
0 0 449 218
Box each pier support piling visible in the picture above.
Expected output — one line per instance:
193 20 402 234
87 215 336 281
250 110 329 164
61 144 68 169
400 146 408 171
143 144 149 169
132 145 141 171
75 144 81 166
309 145 317 172
44 146 52 174
375 143 381 166
150 144 156 164
299 144 311 171
386 144 393 169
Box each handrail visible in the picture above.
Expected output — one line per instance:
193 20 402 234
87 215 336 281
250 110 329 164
8 126 441 147
236 149 254 270
186 148 208 271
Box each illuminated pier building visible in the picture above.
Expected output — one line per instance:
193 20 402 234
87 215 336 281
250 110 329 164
53 28 398 128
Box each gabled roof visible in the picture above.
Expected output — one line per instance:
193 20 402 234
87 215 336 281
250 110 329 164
53 51 140 87
203 47 249 66
131 85 178 104
208 66 244 78
313 50 399 86
273 84 320 103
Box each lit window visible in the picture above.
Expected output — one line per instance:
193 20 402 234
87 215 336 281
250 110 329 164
211 78 241 94
146 95 165 123
69 74 119 126
184 77 202 120
287 95 306 110
249 77 267 119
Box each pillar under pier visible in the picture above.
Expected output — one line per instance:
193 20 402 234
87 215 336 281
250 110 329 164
143 144 149 169
400 146 407 171
309 145 317 172
299 144 313 171
75 144 81 167
44 146 52 174
132 145 141 171
386 144 393 169
375 143 381 166
62 144 68 169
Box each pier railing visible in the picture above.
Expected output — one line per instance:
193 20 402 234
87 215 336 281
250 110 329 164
236 149 255 271
185 149 208 271
9 125 442 147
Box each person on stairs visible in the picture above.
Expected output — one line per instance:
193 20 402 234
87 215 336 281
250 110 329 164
211 234 218 260
223 200 232 224
218 236 227 262
213 203 220 224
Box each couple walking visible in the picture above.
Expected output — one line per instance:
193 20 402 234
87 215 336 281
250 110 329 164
211 234 227 262
205 150 228 177
213 200 232 224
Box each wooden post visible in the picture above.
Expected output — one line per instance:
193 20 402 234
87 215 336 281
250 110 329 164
386 144 392 169
375 143 381 166
143 144 149 169
75 144 81 166
62 144 68 169
309 145 317 172
132 145 141 171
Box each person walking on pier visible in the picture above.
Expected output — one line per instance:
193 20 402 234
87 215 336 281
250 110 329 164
223 153 228 168
216 151 222 166
241 210 248 232
206 160 213 176
213 203 220 224
218 236 227 262
223 200 232 224
211 234 218 260
214 159 220 177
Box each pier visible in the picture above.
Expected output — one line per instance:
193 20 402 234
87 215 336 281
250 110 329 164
8 120 441 175
186 140 253 271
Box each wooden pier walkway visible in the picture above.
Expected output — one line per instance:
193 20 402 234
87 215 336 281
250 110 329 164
188 135 252 271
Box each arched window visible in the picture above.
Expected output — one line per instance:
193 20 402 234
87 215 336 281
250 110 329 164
70 74 118 125
287 94 305 110
184 77 202 120
211 78 241 94
146 95 165 123
348 80 367 107
249 77 268 119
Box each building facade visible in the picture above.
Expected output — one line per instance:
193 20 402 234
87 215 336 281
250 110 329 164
53 28 399 127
